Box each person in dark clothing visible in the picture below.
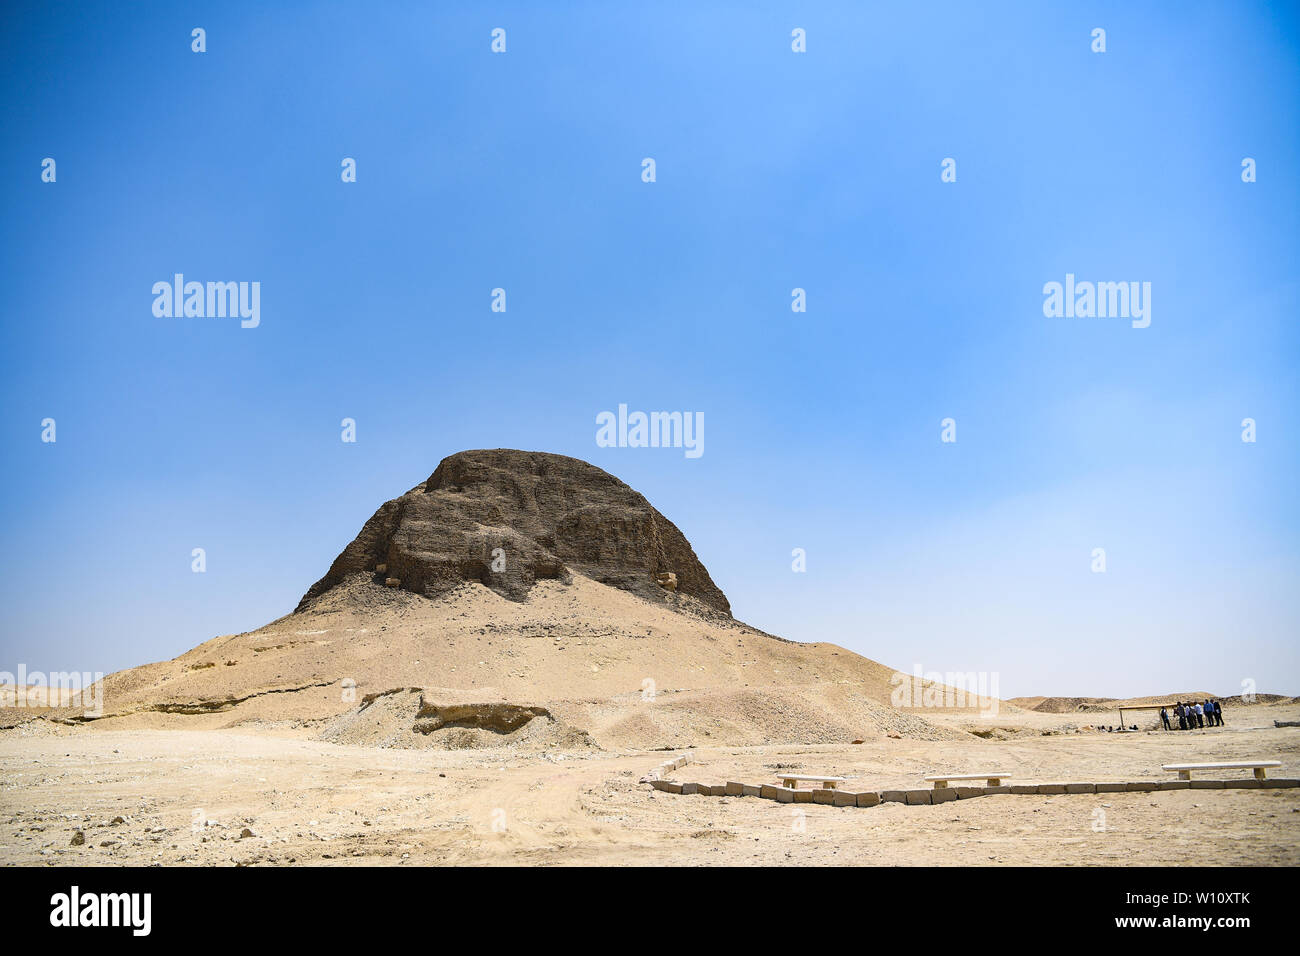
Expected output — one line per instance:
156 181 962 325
1160 707 1171 730
1176 703 1187 730
1214 699 1224 726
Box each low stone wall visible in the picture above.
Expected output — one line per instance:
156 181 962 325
639 752 691 783
648 774 1300 807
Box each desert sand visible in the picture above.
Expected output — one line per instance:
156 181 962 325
2 700 1297 866
2 451 1295 866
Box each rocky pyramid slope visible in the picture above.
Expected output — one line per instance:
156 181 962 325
298 449 730 614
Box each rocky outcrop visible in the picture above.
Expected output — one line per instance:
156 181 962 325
297 449 731 615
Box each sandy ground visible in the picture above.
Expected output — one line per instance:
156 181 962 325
3 702 1297 866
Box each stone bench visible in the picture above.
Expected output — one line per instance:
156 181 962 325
925 772 1012 789
776 774 847 790
1162 760 1281 781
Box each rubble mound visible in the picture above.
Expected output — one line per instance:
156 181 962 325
298 449 730 614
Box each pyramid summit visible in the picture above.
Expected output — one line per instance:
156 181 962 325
298 449 732 615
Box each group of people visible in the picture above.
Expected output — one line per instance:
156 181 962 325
1160 700 1224 731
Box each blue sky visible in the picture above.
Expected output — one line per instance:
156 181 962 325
1 1 1296 698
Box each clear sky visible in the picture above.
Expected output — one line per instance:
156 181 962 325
2 1 1296 699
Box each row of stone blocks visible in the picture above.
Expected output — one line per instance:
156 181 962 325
649 780 881 806
649 778 1300 806
639 752 692 783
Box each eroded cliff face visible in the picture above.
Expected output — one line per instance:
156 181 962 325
297 449 731 615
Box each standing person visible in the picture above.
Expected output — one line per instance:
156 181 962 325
1214 699 1224 726
1160 706 1171 731
1194 701 1205 728
1204 700 1214 728
1177 703 1187 730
